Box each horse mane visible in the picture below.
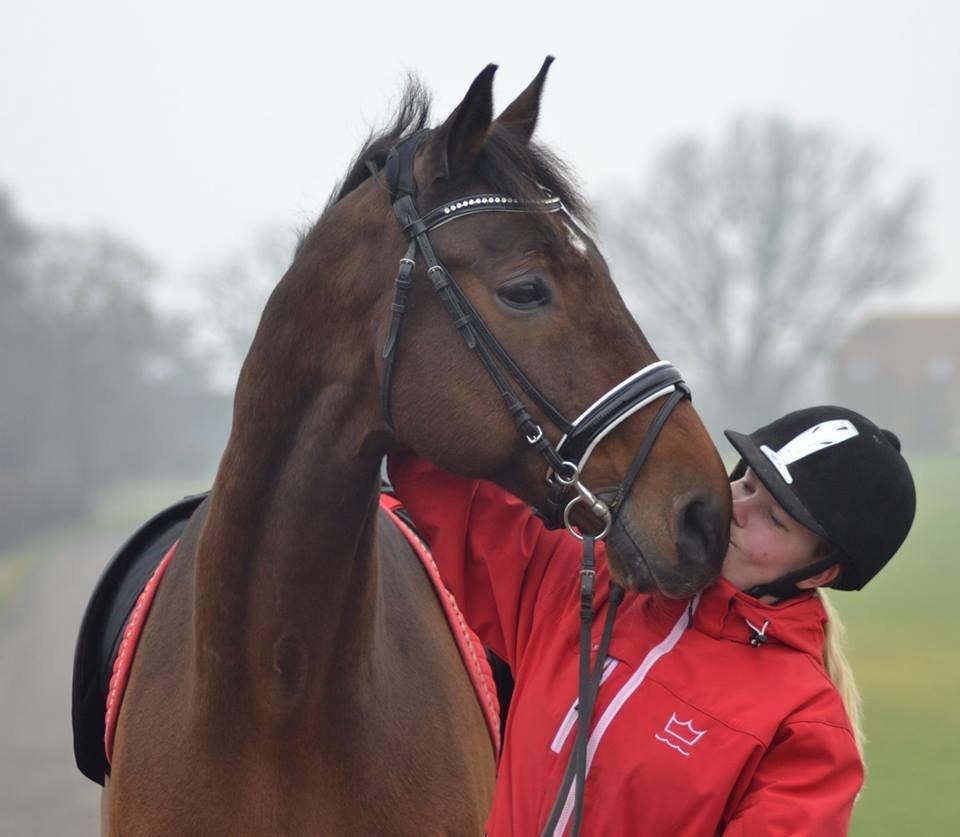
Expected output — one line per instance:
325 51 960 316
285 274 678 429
317 75 592 230
325 77 433 210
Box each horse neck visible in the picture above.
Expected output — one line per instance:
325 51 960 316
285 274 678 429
193 219 393 708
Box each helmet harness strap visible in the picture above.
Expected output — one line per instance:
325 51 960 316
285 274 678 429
746 551 841 601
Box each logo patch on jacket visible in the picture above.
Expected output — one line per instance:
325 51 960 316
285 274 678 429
654 713 707 756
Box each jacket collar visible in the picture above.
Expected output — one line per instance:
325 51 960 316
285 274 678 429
691 576 828 658
606 568 829 667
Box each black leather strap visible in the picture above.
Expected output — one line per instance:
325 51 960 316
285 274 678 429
383 130 431 199
610 388 689 524
557 365 687 466
381 241 417 427
444 277 573 434
540 575 624 837
746 553 841 601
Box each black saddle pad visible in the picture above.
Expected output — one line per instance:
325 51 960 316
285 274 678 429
71 492 208 785
72 488 516 786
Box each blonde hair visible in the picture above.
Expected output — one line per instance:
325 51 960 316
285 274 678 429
817 588 866 763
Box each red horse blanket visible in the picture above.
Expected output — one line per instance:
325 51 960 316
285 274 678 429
103 495 501 762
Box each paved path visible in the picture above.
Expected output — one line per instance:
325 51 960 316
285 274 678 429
0 529 125 837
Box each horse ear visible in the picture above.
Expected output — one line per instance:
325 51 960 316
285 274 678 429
425 64 497 183
494 56 554 145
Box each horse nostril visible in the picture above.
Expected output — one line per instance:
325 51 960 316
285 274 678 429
675 494 727 569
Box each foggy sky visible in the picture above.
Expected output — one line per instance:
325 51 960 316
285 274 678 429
2 0 958 314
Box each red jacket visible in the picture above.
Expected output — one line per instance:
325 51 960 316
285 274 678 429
388 456 864 836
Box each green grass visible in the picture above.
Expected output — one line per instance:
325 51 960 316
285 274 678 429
89 476 212 531
0 531 61 609
840 455 960 835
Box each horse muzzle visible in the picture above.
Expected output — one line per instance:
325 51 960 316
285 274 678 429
604 490 727 597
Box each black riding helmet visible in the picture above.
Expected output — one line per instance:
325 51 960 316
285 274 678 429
724 405 916 598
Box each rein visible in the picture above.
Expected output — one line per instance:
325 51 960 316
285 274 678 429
377 132 691 836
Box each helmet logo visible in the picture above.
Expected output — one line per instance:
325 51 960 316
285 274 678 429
759 420 859 484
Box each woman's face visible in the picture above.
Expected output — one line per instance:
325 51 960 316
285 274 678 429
721 468 823 592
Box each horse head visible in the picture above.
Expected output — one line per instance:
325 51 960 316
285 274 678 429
278 60 731 597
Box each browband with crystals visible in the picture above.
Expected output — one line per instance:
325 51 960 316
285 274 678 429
416 193 564 232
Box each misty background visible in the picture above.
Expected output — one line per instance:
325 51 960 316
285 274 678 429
1 1 958 834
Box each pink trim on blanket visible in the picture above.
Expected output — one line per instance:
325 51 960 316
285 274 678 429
380 495 501 756
104 539 177 763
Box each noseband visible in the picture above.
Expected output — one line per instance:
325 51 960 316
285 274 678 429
379 131 691 538
378 132 691 837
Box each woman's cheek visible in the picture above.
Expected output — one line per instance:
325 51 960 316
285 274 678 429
754 539 777 565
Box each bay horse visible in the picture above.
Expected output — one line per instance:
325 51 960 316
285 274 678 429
103 60 731 835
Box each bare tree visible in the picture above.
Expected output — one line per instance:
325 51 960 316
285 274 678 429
0 189 218 546
198 225 298 380
601 116 925 432
27 230 206 484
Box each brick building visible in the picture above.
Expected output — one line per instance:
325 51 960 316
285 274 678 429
830 313 960 450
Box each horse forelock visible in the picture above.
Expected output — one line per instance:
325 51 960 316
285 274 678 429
298 76 592 260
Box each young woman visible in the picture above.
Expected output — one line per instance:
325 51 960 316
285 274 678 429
387 405 915 836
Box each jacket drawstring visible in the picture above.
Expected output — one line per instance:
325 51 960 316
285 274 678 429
745 618 770 647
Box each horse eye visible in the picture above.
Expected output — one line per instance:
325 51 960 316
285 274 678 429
497 277 551 310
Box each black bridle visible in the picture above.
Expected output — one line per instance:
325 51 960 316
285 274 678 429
378 132 691 836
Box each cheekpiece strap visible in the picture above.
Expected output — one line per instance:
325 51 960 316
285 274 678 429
378 130 570 452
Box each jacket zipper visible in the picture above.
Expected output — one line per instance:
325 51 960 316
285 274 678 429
550 658 619 754
550 593 701 836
